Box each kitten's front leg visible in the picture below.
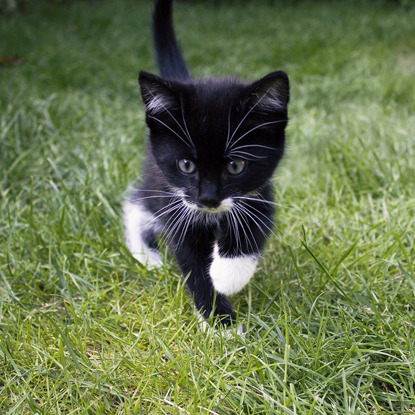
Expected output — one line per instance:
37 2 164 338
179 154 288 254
210 200 274 296
209 243 259 296
173 229 236 327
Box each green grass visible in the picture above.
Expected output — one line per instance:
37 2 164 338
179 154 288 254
1 0 415 413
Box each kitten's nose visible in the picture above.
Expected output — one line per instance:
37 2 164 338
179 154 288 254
198 180 220 209
198 196 220 209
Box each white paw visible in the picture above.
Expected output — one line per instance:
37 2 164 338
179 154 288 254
221 324 246 338
132 250 163 269
196 313 245 337
209 244 258 295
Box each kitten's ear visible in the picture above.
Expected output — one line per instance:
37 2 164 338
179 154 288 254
247 71 289 113
138 71 179 114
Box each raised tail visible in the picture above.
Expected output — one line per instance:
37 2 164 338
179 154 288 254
152 0 191 81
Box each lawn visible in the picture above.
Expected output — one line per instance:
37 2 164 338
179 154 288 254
1 0 415 413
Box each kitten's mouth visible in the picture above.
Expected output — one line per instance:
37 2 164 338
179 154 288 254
181 197 234 214
198 205 230 214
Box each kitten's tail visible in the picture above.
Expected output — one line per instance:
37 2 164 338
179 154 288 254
152 0 191 81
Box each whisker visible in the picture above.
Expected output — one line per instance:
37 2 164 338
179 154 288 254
165 106 192 145
144 85 194 149
226 150 267 160
233 196 279 206
228 119 287 151
228 209 241 253
230 205 259 254
241 200 276 222
235 202 275 238
229 143 282 152
161 204 188 245
133 195 181 202
225 104 233 151
130 189 182 203
174 207 193 243
176 208 196 247
180 95 195 148
147 200 183 226
148 115 194 149
135 189 181 195
225 89 271 151
223 212 233 241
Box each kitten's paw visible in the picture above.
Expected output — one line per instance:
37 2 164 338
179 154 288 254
132 251 163 270
210 244 258 295
197 314 245 338
221 324 246 338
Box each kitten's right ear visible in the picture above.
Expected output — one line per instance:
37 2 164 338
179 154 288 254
247 71 290 113
138 71 179 114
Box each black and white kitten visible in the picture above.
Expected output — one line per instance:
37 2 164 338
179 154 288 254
124 0 289 330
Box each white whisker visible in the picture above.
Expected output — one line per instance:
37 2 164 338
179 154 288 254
235 202 275 238
133 195 180 202
230 205 258 254
143 85 194 149
148 115 194 149
230 143 281 152
135 189 177 193
233 196 278 206
226 150 267 160
228 119 287 151
225 89 271 152
225 105 233 151
161 205 188 246
176 208 196 247
147 200 183 226
227 209 241 253
180 96 195 149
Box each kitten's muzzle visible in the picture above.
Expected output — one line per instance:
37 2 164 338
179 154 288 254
183 196 233 213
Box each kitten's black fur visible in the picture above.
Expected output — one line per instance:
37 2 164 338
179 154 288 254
124 0 289 329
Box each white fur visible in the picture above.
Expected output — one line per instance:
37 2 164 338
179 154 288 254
146 94 170 114
209 243 258 295
255 84 287 112
259 92 285 112
123 201 163 269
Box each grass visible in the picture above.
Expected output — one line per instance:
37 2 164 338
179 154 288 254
1 0 415 413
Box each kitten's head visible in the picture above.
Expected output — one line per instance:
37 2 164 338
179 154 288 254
139 71 289 213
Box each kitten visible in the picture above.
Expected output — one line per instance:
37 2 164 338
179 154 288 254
124 0 289 330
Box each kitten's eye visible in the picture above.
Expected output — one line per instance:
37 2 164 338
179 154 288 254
226 160 246 175
177 159 196 174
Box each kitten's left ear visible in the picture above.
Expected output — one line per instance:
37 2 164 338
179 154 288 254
138 71 179 114
247 71 289 112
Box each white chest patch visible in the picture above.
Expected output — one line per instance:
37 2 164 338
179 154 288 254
209 243 258 296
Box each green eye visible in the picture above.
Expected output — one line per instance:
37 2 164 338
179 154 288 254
226 160 246 175
177 159 196 174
